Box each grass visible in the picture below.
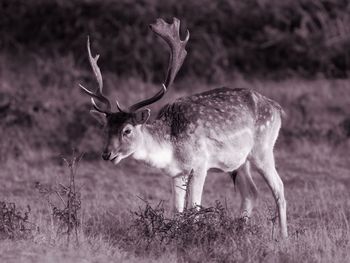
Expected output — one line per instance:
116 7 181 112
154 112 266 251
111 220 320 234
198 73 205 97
0 142 349 262
34 153 83 246
0 201 33 240
1 51 350 260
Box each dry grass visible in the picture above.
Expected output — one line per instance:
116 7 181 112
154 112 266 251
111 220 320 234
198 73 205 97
1 53 350 261
0 201 34 240
34 153 83 246
0 142 349 262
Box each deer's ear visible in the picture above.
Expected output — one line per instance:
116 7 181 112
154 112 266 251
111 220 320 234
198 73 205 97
90 110 107 126
133 108 150 125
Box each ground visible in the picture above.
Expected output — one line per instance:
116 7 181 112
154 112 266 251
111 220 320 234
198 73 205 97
1 64 350 261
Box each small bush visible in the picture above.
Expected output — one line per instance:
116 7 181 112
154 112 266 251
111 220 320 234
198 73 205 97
0 201 34 240
35 153 82 245
124 200 263 260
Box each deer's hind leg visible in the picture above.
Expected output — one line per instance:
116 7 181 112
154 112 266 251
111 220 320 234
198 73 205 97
250 114 288 237
251 150 287 237
231 160 258 219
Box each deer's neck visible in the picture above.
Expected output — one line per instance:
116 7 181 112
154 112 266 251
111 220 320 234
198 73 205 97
132 122 174 170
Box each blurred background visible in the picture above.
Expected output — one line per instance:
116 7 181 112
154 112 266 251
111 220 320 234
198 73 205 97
1 0 350 162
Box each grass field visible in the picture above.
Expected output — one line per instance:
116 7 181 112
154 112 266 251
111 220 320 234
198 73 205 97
2 142 350 262
1 54 350 261
1 1 350 260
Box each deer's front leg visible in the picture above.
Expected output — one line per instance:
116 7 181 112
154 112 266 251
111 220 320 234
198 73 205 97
189 166 207 209
172 175 187 213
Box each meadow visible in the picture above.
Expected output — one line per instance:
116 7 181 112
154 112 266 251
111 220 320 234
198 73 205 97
1 0 350 262
1 70 350 262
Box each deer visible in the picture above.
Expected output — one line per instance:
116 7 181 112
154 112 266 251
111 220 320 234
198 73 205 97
79 18 288 238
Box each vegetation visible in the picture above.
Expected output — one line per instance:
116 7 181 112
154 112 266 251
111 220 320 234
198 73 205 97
0 201 34 240
34 153 82 245
1 140 350 262
2 0 350 80
126 200 264 261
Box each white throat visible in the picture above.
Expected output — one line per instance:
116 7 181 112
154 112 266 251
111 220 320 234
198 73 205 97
132 126 173 169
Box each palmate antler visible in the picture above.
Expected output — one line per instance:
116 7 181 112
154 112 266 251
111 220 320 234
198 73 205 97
80 18 189 114
129 18 190 112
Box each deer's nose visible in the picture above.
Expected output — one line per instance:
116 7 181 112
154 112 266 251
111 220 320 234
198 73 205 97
102 151 111 161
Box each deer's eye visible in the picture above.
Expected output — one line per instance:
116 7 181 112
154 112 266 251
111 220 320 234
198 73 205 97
123 128 132 136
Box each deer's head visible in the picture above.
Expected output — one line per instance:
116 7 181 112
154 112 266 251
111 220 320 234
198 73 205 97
80 18 189 164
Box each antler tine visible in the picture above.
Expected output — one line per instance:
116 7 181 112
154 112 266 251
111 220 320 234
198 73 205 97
129 18 189 112
79 37 113 113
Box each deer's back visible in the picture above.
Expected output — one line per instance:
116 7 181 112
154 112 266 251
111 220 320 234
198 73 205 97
157 87 282 139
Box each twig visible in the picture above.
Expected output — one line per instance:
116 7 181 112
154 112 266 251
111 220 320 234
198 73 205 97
184 169 194 211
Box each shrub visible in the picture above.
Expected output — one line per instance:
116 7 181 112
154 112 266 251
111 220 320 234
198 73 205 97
124 200 263 260
0 201 34 240
35 153 82 245
1 0 350 79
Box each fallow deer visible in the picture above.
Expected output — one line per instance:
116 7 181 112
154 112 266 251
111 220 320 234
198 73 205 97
80 18 288 238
